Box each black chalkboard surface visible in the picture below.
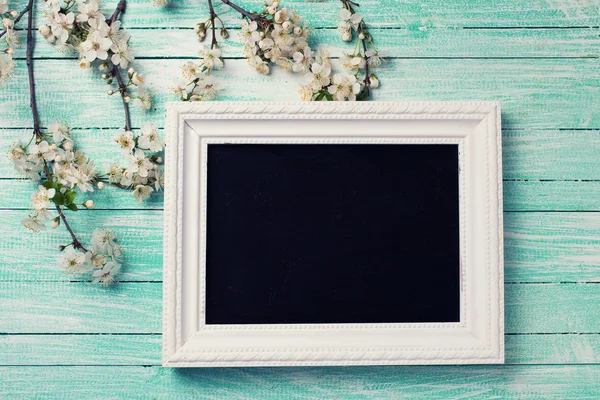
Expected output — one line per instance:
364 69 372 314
205 144 460 325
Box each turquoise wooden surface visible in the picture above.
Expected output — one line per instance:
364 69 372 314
1 0 599 397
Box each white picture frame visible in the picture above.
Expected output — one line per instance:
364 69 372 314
163 101 504 367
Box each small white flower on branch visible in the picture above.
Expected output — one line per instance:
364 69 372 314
58 248 87 275
21 215 47 233
92 262 120 286
138 123 164 152
113 131 135 154
133 184 153 202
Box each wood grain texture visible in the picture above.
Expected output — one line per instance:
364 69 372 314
10 0 600 28
9 28 599 59
1 59 599 130
2 282 599 334
5 180 600 211
3 129 600 179
2 211 600 283
4 333 600 365
1 0 599 393
2 365 600 398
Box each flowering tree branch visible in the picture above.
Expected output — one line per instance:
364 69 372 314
172 0 383 102
0 0 31 39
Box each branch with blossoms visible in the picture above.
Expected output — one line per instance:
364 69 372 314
7 0 122 285
0 0 33 86
39 0 165 203
171 0 383 102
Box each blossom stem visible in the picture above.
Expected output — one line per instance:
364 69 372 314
219 0 261 22
341 0 371 88
0 0 33 39
24 0 40 137
207 0 219 49
25 0 87 252
109 0 127 24
113 65 132 131
56 205 88 252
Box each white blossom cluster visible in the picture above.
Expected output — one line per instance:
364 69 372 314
0 0 19 86
40 0 151 111
10 123 101 231
109 123 164 202
9 123 123 285
58 229 123 286
171 45 222 101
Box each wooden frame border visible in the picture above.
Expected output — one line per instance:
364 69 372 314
163 102 504 367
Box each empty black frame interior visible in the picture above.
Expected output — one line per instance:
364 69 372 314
205 144 460 325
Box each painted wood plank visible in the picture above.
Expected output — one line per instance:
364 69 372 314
0 210 163 282
3 333 600 365
504 212 600 283
11 0 600 28
3 129 600 180
503 181 600 211
1 282 600 333
4 179 600 211
0 334 161 366
2 365 600 398
1 59 598 130
11 28 600 59
2 211 600 283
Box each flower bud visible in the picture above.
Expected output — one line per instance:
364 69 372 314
197 30 206 41
293 26 302 35
259 31 265 37
83 200 95 209
194 23 205 33
58 244 66 251
123 95 131 103
5 47 13 54
3 18 14 29
50 217 60 229
107 89 114 95
101 73 108 79
99 62 108 71
154 156 163 164
282 21 292 30
369 74 379 88
106 78 113 85
79 58 91 69
128 67 135 77
220 29 229 38
39 25 51 36
341 30 352 41
9 10 18 18
97 182 105 190
62 140 74 151
358 32 365 40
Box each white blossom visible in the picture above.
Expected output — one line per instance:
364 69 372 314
91 228 121 256
92 262 120 285
58 248 87 275
48 122 70 142
21 215 47 232
50 11 75 43
31 185 56 220
113 131 135 154
328 73 361 101
126 149 153 178
28 141 56 163
138 123 164 152
199 46 224 69
133 184 153 202
132 86 152 111
81 30 112 62
0 54 16 86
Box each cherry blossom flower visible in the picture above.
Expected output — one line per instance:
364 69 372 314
133 184 153 202
138 124 164 152
58 248 87 275
92 262 120 286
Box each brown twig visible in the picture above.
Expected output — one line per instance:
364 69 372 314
219 0 261 22
113 65 132 132
24 0 40 137
207 0 219 49
108 0 131 132
109 0 127 24
25 0 87 252
0 1 33 39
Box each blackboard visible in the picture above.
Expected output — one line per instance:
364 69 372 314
205 144 460 325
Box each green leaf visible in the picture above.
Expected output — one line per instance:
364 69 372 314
315 92 325 101
42 181 53 189
66 203 78 212
52 192 65 206
65 190 76 204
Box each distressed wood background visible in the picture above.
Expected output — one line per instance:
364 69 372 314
1 0 600 398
